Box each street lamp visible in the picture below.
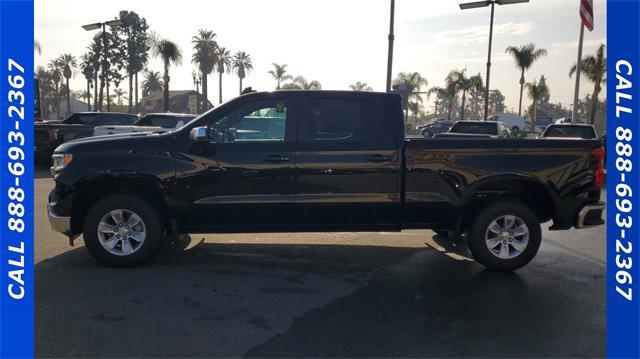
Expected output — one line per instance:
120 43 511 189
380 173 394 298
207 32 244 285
385 0 395 92
459 0 529 121
82 19 125 112
192 71 202 114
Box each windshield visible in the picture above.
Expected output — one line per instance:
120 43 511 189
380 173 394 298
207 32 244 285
543 125 597 139
450 122 497 135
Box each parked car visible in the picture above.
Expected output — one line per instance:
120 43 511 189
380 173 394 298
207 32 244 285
93 113 196 137
35 112 138 161
418 120 455 138
48 90 605 271
532 117 554 134
487 114 528 132
541 124 599 139
436 120 513 138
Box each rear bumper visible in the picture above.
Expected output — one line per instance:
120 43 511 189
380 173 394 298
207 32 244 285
575 202 606 229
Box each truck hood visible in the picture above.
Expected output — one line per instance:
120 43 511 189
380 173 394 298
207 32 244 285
54 131 170 153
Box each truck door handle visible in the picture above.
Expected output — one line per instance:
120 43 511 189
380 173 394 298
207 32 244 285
263 154 290 163
366 154 391 163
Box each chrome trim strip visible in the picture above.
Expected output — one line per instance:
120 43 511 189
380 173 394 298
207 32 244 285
47 202 72 235
194 193 398 204
576 203 606 229
195 194 295 204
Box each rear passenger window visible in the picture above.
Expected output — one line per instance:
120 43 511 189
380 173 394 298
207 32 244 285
303 98 381 143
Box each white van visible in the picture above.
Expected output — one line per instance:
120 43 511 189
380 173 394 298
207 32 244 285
487 114 528 132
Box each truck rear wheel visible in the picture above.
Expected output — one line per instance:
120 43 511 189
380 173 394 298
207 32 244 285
83 195 164 267
468 201 541 271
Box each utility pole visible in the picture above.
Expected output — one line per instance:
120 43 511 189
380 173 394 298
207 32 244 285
385 0 395 92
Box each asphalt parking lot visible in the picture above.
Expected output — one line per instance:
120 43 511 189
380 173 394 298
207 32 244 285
35 170 606 358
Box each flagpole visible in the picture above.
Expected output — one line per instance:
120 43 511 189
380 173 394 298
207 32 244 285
572 22 585 123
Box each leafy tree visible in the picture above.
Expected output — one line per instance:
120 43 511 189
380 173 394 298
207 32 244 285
215 46 232 104
151 38 182 111
118 11 150 113
37 66 55 119
34 40 41 55
525 76 550 121
488 90 506 114
141 70 163 96
232 51 253 95
268 63 292 89
428 83 458 121
350 82 373 91
393 72 428 121
192 29 217 109
570 44 606 124
112 88 127 106
467 75 485 120
505 43 547 116
86 40 102 110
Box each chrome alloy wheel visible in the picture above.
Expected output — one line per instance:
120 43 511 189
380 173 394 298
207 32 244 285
485 215 529 259
97 209 146 256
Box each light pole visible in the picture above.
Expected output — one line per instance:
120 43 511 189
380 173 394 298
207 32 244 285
82 19 125 112
193 72 202 114
459 0 529 121
385 0 395 92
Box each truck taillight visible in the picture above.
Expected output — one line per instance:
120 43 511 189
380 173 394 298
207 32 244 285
592 147 605 188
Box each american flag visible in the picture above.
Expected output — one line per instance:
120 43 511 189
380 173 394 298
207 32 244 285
580 0 594 31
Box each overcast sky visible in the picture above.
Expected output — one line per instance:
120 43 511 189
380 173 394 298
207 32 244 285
35 0 606 112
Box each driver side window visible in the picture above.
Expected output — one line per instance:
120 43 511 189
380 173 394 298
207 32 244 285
207 100 288 143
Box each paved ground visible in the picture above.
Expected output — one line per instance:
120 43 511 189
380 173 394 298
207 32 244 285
35 170 606 358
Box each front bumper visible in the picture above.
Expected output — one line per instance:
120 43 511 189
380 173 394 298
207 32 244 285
47 194 73 236
575 202 606 229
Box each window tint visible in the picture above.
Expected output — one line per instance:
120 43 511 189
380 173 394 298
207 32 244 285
136 115 192 128
450 122 497 135
76 114 98 125
208 100 288 143
105 115 136 125
544 126 597 139
303 98 379 143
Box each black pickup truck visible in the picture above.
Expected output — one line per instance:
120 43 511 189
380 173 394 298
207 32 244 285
35 112 138 161
47 90 605 270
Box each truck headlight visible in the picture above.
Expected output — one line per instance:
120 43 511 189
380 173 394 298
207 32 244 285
50 153 73 175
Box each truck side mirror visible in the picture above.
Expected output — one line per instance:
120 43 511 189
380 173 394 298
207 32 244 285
189 126 209 142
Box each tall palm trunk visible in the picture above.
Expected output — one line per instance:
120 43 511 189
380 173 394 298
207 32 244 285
460 90 467 121
239 77 243 95
590 84 601 125
201 74 208 110
134 72 139 113
65 77 71 115
86 79 91 111
518 69 525 117
447 102 453 121
532 100 537 122
128 73 133 113
98 78 104 112
55 83 60 120
93 72 98 111
163 62 170 112
218 71 223 104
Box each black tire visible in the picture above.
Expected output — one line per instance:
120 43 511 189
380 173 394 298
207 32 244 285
468 201 541 271
83 195 164 267
422 129 432 138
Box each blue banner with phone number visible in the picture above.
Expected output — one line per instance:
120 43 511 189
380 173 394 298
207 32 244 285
607 0 640 358
0 0 34 357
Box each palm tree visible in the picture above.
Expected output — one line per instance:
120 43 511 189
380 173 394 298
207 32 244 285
47 59 62 120
215 47 232 104
428 83 458 121
570 43 606 124
525 77 549 121
232 51 253 95
393 72 428 120
447 69 483 120
505 43 548 116
152 38 182 112
268 63 292 89
192 29 217 110
112 88 127 106
283 76 322 90
350 82 373 91
141 70 163 96
79 54 94 111
57 54 77 115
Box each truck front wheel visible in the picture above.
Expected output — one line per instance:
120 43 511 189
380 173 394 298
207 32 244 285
82 195 164 267
468 201 541 271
